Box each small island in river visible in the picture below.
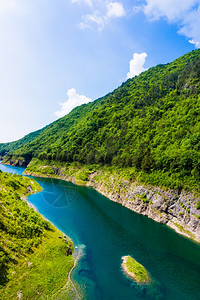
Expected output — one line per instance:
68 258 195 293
121 256 151 284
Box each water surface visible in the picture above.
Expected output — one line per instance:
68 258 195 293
1 163 200 300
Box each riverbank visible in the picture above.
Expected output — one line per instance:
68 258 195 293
25 200 83 300
23 159 200 244
27 203 83 300
0 169 80 300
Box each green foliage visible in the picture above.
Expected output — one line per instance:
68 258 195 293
196 201 200 209
0 172 45 281
137 193 149 203
0 128 44 161
0 172 75 299
1 49 200 191
122 255 150 284
180 202 187 210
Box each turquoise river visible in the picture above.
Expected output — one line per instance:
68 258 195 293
0 163 200 300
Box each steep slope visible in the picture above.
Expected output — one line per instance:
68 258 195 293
1 49 200 191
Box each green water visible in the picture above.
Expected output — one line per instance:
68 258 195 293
1 163 200 299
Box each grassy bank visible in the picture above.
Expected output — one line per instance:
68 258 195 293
25 158 200 194
24 158 137 186
0 170 78 299
121 256 151 284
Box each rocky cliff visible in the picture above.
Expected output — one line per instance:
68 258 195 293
87 173 200 243
2 157 28 167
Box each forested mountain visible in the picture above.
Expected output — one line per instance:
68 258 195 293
0 127 45 160
1 49 200 190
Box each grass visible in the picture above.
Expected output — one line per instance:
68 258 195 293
26 158 200 195
122 256 150 284
0 170 77 300
1 229 75 299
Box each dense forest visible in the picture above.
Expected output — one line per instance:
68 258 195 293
0 171 75 299
1 49 200 191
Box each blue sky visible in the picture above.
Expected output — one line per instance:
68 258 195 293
0 0 199 142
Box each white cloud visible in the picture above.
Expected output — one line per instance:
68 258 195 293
71 0 93 7
107 2 125 18
144 0 197 21
143 0 200 47
189 39 200 47
73 1 126 30
55 88 91 118
178 4 200 48
80 11 106 30
127 52 147 79
132 5 143 15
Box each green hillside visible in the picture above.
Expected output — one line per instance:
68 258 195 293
0 171 75 299
0 127 45 163
1 49 200 191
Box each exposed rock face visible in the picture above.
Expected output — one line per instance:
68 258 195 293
87 176 200 243
3 158 27 167
66 245 72 256
27 185 33 193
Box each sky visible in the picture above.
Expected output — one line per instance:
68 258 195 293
0 0 199 143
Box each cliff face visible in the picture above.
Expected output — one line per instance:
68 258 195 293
2 156 30 167
88 175 200 243
6 158 27 167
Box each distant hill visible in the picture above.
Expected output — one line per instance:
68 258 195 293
1 49 200 190
0 127 45 161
